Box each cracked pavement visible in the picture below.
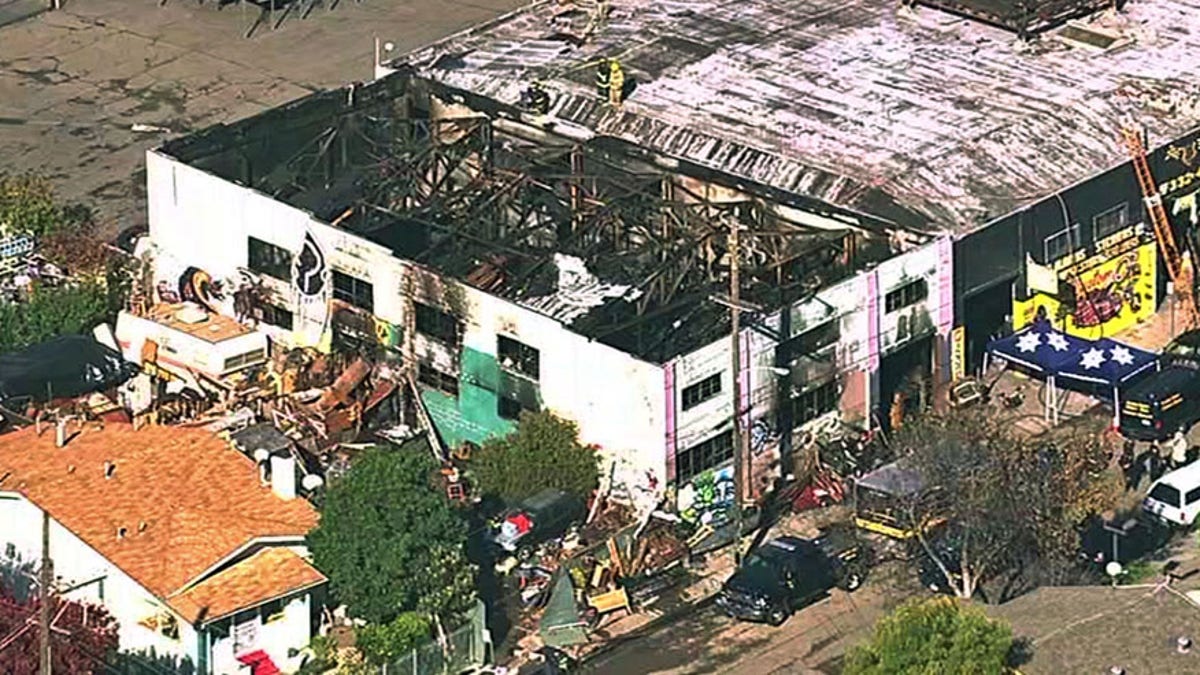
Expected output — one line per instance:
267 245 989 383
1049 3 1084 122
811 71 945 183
0 0 527 234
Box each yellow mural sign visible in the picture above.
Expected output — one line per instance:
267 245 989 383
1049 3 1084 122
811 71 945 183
951 326 965 381
1014 228 1157 340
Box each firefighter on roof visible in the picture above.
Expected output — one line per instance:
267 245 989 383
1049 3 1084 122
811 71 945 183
596 58 611 99
608 59 625 106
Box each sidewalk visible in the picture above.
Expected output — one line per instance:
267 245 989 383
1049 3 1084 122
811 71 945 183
1118 295 1186 352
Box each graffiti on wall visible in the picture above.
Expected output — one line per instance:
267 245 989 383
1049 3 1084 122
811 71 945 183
1014 227 1156 340
292 231 331 346
750 418 777 456
677 464 735 526
178 266 226 313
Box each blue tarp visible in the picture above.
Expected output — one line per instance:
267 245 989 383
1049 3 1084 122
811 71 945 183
987 323 1157 388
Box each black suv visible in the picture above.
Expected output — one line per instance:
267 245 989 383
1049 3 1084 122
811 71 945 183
716 529 868 626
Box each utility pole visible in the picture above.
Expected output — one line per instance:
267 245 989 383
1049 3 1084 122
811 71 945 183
38 511 52 675
729 221 746 566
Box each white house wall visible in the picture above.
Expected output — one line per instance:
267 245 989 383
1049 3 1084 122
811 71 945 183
147 151 668 491
0 492 200 668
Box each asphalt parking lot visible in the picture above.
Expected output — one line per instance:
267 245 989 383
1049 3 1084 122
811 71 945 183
0 0 527 232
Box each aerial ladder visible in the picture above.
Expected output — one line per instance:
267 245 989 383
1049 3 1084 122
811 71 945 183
1121 126 1200 331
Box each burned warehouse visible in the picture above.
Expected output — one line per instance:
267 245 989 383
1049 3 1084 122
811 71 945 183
147 0 1200 516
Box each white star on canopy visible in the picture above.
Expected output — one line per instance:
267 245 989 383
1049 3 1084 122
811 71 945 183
1016 332 1041 353
1110 345 1135 366
1046 333 1070 352
1081 348 1106 370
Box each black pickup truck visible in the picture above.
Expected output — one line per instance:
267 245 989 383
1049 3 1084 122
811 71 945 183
715 528 868 626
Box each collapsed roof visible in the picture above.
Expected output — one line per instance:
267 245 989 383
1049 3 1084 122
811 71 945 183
161 71 907 362
403 0 1200 232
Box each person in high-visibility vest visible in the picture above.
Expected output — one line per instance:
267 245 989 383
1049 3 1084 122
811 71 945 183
595 58 611 99
609 59 625 106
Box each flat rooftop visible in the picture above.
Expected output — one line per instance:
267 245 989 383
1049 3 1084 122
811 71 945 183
404 0 1200 232
142 303 257 344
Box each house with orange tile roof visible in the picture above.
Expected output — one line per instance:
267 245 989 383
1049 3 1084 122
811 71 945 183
0 422 326 674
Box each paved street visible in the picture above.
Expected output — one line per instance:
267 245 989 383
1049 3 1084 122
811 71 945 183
0 0 527 232
583 583 897 675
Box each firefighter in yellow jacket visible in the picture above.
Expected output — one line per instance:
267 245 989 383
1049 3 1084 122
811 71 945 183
608 59 625 107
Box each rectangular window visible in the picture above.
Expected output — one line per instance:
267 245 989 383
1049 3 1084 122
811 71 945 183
884 279 929 314
1092 203 1128 241
260 598 286 624
792 380 839 426
417 364 460 397
675 431 735 483
498 395 540 420
498 336 540 380
794 320 840 355
681 373 722 410
223 349 266 372
414 302 460 344
1187 486 1200 506
260 303 294 330
333 271 374 313
1043 224 1082 263
247 237 292 281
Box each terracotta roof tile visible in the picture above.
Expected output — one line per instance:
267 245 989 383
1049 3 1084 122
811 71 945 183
0 424 320 617
169 547 326 624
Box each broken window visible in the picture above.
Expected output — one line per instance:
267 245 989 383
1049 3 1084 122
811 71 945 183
681 373 721 410
792 380 839 426
884 279 928 314
418 364 460 397
794 320 839 355
415 302 460 344
675 431 734 483
494 391 537 417
260 303 294 330
247 237 292 281
498 335 539 380
1092 203 1128 241
333 271 374 313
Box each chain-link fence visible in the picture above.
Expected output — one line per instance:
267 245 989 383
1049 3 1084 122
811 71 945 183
380 601 490 675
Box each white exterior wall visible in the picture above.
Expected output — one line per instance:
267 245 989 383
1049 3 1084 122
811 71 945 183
0 493 200 667
147 152 668 488
209 594 311 675
874 238 953 357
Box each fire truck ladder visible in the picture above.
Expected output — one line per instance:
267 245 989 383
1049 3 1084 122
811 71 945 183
1121 126 1200 330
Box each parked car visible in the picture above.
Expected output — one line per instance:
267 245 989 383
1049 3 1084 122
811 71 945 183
1143 461 1200 526
716 528 868 626
491 488 586 559
910 534 963 595
1118 366 1200 442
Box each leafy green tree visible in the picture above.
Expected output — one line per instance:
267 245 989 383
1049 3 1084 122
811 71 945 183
355 612 431 665
0 282 108 353
472 410 599 503
307 446 476 626
843 597 1014 675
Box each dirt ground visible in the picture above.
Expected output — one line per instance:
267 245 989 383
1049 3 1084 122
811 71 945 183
0 0 527 234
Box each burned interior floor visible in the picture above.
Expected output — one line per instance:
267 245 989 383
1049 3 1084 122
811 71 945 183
161 72 913 362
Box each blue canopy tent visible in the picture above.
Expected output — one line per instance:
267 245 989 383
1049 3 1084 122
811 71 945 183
986 323 1158 426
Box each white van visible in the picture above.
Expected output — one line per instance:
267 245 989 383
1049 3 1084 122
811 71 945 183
1142 461 1200 526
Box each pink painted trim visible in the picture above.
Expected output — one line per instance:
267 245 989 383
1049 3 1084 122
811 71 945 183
866 271 880 372
739 332 752 429
664 362 677 482
936 237 955 335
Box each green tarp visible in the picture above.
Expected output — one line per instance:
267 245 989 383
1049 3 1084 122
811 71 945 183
539 573 589 648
